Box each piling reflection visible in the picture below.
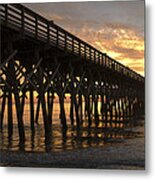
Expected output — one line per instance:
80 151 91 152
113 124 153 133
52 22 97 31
0 119 143 153
0 93 144 153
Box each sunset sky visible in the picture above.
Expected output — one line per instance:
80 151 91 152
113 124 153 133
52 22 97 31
24 0 144 76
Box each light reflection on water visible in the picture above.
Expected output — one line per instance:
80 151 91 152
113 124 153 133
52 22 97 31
0 100 143 152
0 124 142 152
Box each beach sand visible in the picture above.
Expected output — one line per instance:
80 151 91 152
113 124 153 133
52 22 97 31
0 134 145 170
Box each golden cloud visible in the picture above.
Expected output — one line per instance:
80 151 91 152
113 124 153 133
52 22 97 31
66 23 144 76
39 10 144 76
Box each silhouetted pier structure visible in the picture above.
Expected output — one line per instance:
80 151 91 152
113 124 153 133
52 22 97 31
0 4 144 142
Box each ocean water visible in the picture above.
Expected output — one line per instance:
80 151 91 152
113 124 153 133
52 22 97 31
0 95 144 153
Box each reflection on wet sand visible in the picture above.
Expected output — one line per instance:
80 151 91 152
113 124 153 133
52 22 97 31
0 98 144 153
0 120 143 153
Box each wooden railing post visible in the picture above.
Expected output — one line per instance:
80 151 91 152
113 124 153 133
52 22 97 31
56 27 59 47
89 48 92 61
21 6 24 33
79 42 81 56
101 54 104 67
109 58 112 69
47 21 50 43
64 32 67 50
101 54 103 66
112 62 115 71
35 15 38 38
84 44 86 60
105 54 108 67
102 54 105 67
94 50 96 63
95 52 97 64
72 38 74 53
5 4 8 23
98 52 100 65
98 53 100 65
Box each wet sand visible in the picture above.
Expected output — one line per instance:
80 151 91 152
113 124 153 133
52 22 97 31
0 134 144 170
0 116 145 170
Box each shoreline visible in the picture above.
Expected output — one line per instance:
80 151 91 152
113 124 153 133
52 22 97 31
0 136 145 170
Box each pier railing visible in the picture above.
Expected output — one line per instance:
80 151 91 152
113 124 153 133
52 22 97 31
0 4 144 82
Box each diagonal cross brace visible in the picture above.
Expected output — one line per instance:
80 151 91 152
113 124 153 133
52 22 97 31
20 58 43 91
62 69 74 95
45 63 60 92
0 50 18 90
0 76 12 89
76 72 85 94
0 50 17 69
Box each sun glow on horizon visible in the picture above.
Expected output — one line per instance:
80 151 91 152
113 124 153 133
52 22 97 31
69 26 144 76
24 2 144 76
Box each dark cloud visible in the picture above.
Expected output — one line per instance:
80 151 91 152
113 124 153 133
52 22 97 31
23 1 144 75
24 1 144 33
112 45 144 60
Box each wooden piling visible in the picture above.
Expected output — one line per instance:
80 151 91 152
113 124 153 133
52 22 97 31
73 94 80 128
40 92 51 135
114 99 117 120
105 94 109 122
21 91 26 118
84 94 91 127
94 94 99 127
100 94 104 121
78 92 83 123
0 92 6 131
70 95 74 125
7 41 25 141
14 91 25 142
35 97 40 124
30 89 35 132
7 91 13 136
59 94 67 129
50 92 54 125
47 91 52 125
128 98 132 117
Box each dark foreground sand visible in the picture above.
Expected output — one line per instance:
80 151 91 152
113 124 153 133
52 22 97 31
0 135 145 170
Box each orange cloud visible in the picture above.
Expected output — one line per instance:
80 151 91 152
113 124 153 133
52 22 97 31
66 23 144 76
24 2 144 76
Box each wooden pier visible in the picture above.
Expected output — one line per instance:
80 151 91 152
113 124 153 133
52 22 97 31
0 4 145 142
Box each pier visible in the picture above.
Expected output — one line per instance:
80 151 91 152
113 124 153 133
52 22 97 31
0 4 145 143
